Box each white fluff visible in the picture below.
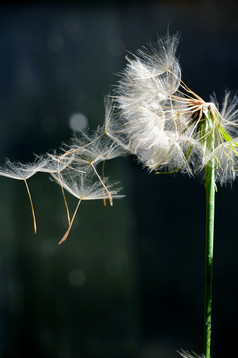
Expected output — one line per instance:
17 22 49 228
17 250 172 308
106 34 238 184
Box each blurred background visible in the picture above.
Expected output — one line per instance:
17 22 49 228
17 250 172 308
0 1 238 357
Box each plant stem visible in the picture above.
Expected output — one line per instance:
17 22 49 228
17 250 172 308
204 116 215 358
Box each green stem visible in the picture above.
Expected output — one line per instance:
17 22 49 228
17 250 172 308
204 116 215 358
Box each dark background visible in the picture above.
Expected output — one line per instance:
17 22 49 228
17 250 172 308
0 1 238 357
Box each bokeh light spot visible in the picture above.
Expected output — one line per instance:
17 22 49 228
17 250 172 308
69 112 88 131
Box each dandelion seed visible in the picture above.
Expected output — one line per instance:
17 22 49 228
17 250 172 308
65 127 126 164
51 170 124 243
36 153 76 225
59 199 82 245
0 158 46 233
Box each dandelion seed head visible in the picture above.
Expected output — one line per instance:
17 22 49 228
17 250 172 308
109 33 238 183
